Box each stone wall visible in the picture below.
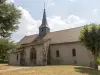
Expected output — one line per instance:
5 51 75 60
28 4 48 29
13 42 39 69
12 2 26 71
50 42 94 67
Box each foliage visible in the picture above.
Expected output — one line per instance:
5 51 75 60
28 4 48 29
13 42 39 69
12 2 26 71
0 3 21 38
0 60 8 63
97 57 100 65
0 0 21 61
0 38 17 61
79 23 100 69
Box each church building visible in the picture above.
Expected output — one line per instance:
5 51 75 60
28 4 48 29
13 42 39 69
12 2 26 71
9 8 94 67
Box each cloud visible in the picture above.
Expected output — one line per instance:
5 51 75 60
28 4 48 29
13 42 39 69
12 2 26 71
12 6 41 42
67 15 87 26
12 7 87 42
48 15 87 32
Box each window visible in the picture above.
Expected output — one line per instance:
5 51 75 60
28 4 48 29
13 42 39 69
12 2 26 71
56 50 59 57
17 54 18 60
30 48 36 60
72 49 76 56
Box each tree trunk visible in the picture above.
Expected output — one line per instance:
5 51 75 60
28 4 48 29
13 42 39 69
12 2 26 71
94 54 98 70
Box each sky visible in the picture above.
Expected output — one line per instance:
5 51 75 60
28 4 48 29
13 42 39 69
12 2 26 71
7 0 100 42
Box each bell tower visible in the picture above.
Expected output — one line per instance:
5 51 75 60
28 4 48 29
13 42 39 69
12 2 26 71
39 8 50 37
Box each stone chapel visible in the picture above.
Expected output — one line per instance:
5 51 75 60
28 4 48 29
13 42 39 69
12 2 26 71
9 8 94 67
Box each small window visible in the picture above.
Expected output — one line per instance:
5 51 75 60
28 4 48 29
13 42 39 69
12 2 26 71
17 54 18 60
72 49 76 56
56 50 59 57
30 48 36 60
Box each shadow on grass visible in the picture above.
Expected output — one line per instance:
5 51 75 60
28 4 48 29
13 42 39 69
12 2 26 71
75 66 100 75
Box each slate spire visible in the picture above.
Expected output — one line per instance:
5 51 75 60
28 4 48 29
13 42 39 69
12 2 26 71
39 8 50 37
40 9 48 28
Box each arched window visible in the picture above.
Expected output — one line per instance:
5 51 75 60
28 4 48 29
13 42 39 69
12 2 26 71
56 50 59 57
72 49 76 56
30 48 36 60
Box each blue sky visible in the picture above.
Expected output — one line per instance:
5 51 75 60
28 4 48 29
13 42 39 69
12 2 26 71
7 0 100 41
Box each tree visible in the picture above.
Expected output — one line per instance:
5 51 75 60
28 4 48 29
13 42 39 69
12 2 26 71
0 2 21 38
0 38 17 61
0 0 21 61
79 23 100 70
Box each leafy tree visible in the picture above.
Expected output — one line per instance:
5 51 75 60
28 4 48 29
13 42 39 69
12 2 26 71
0 0 21 61
0 2 21 38
0 38 17 61
79 23 100 70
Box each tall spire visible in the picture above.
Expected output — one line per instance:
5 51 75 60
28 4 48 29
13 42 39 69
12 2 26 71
41 9 48 27
39 4 50 37
39 0 48 28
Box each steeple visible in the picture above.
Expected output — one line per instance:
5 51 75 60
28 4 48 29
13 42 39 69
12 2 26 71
39 8 50 37
40 9 48 28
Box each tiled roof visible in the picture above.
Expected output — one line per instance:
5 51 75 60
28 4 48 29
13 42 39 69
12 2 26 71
19 34 38 44
18 26 84 45
43 26 83 44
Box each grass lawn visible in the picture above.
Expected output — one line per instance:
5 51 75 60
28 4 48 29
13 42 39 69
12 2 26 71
0 64 100 75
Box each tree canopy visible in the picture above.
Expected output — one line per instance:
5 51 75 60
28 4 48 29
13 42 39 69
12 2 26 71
0 3 21 38
0 0 21 62
0 38 17 61
79 23 100 69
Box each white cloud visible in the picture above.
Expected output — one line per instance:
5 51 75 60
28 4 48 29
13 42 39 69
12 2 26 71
6 0 15 3
12 6 41 42
47 16 67 31
48 15 87 32
67 15 87 26
12 7 87 42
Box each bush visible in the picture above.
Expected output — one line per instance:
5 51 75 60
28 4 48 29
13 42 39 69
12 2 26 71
0 59 8 64
97 57 100 65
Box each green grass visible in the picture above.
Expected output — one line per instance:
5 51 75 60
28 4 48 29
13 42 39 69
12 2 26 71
0 65 100 75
